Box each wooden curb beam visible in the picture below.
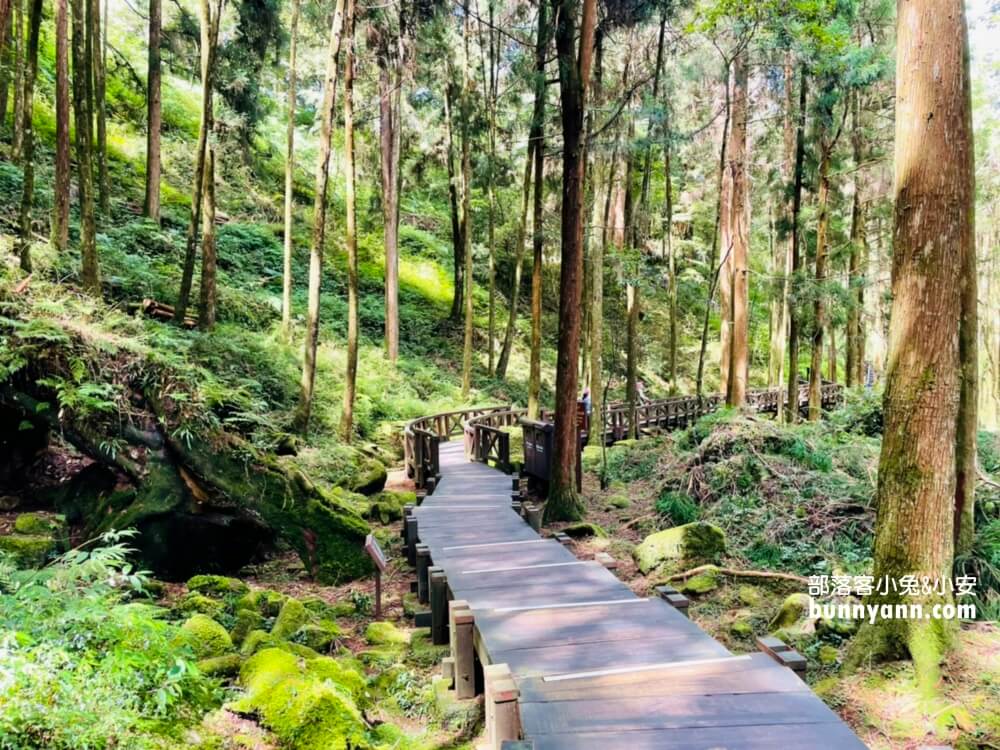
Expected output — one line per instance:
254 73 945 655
654 584 690 616
756 635 807 676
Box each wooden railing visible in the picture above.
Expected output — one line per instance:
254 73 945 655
404 384 843 490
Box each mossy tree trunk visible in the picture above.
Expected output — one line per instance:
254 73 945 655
89 0 108 215
785 70 807 420
526 0 547 420
294 0 346 433
445 78 464 324
375 16 400 364
197 147 217 330
846 87 865 388
546 0 596 523
340 0 358 443
496 139 534 380
725 50 749 408
848 0 975 693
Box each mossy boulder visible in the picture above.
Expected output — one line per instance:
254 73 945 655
237 589 287 617
181 614 234 658
13 512 64 536
606 494 631 510
679 567 720 595
187 574 250 598
306 656 368 706
365 621 409 646
271 598 309 640
294 621 341 652
362 491 413 524
407 630 449 669
730 620 754 637
633 522 726 574
769 593 816 636
561 522 607 539
0 533 58 567
347 456 388 496
197 653 243 677
241 629 279 657
230 608 265 645
176 592 226 619
232 648 368 750
737 585 762 607
818 645 840 666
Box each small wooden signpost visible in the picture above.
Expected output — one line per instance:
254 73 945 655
365 534 388 618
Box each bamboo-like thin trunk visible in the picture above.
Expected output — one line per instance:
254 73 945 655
197 147 217 330
460 0 475 399
14 0 39 271
143 0 161 221
52 0 70 251
786 70 808 421
808 146 832 420
496 141 534 379
340 0 358 442
71 0 98 292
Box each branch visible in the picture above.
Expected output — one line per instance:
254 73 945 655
665 564 809 585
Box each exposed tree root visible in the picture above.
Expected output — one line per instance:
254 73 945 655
665 563 809 585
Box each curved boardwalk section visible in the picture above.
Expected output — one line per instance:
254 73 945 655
403 413 866 749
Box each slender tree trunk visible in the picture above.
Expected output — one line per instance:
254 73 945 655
445 80 465 323
808 145 832 420
827 321 836 383
849 0 974 692
143 0 161 222
340 0 358 442
726 51 749 407
786 71 807 420
89 0 108 214
485 1 497 374
846 89 864 387
13 0 38 271
197 147 217 329
0 4 13 128
496 141 534 379
588 30 605 443
294 0 346 433
665 136 676 386
695 58 732 400
546 0 596 521
11 0 23 160
71 0 98 292
280 0 301 340
52 0 71 252
460 0 475 399
175 0 221 322
526 0 548 419
378 31 400 363
770 54 794 403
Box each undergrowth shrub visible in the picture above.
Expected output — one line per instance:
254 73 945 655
0 531 222 748
655 490 700 525
954 519 1000 621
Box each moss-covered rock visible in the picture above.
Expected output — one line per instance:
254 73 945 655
818 645 840 666
769 593 816 636
306 656 368 706
737 585 762 607
294 621 341 652
561 522 607 539
679 567 720 595
362 491 414 524
232 648 368 750
176 592 226 619
197 653 243 677
230 608 265 645
347 456 388 496
0 533 58 567
633 522 726 573
187 574 250 598
730 620 753 637
406 630 448 669
181 614 234 658
271 598 309 640
237 589 287 617
365 621 409 646
240 629 279 657
605 494 631 510
13 512 64 536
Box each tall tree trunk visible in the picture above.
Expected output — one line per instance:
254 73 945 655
588 29 605 443
725 50 749 407
848 0 974 691
546 0 596 522
808 144 832 420
769 54 794 403
174 0 222 323
665 135 676 386
827 321 836 383
445 80 465 323
11 0 22 160
13 0 38 271
143 0 161 221
293 0 346 433
197 147 217 329
785 71 808 420
89 0 108 214
339 0 358 442
846 89 865 387
52 0 71 252
496 141 534 379
71 0 98 292
695 58 731 400
280 0 301 340
526 0 548 419
485 1 497 374
0 2 13 128
623 113 639 438
460 0 474 399
378 30 400 364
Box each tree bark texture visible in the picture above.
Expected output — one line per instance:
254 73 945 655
280 0 301 340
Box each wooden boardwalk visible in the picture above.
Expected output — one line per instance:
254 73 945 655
406 440 867 749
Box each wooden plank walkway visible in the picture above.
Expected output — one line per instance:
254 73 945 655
409 440 868 749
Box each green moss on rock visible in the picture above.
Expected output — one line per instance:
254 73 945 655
237 589 287 617
181 614 234 658
240 629 279 657
187 575 250 598
197 653 243 677
306 656 368 706
176 592 226 619
633 522 726 574
365 621 409 646
13 512 63 536
680 567 720 595
0 533 58 567
271 598 309 640
769 593 815 634
230 608 265 645
561 522 607 539
348 457 388 496
294 621 341 652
